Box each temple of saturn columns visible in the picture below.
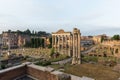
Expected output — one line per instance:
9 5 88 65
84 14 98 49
52 28 81 64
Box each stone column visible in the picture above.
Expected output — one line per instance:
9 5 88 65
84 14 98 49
71 35 73 56
58 35 60 53
72 33 75 64
55 35 57 52
72 28 81 64
78 30 81 64
68 35 71 56
75 35 78 64
62 35 64 54
65 35 67 55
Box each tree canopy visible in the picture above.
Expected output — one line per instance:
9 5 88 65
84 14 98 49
4 29 51 37
112 35 120 40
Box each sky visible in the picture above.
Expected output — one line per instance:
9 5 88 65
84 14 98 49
0 0 120 36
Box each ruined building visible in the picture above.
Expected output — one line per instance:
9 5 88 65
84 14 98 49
52 28 81 64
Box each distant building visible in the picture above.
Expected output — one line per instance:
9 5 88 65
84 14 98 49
88 40 120 58
18 34 31 47
93 34 109 44
81 40 94 46
81 36 94 46
2 30 31 49
2 31 18 48
80 36 94 51
81 36 93 40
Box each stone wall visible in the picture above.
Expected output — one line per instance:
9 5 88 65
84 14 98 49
0 65 26 80
27 64 71 80
0 63 95 80
102 40 120 46
0 63 71 80
27 65 58 80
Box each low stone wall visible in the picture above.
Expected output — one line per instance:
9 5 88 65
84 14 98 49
27 65 58 80
0 64 26 80
27 64 71 80
0 63 71 80
0 63 95 80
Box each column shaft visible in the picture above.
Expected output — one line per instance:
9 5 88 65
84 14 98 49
65 35 67 55
55 35 57 52
68 35 71 56
62 35 64 54
78 32 81 64
72 33 75 64
52 35 54 48
58 36 60 53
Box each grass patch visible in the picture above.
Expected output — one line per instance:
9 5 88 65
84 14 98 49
50 63 120 80
35 54 69 66
65 64 120 80
82 56 98 63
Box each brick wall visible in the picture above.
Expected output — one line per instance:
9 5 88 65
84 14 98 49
27 66 57 80
0 65 26 80
0 64 71 80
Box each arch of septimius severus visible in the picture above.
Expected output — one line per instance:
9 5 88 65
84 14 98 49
52 28 81 64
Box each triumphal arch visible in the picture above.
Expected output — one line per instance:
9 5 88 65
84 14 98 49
52 28 81 64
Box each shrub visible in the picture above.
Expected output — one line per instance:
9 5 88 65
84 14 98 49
50 54 69 62
24 55 29 60
50 48 54 56
1 64 6 69
82 56 98 63
35 60 51 66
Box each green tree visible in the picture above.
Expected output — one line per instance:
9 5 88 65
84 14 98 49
31 38 35 48
41 39 45 48
24 29 31 35
1 64 6 69
101 37 104 43
16 30 22 34
112 35 120 40
32 30 34 34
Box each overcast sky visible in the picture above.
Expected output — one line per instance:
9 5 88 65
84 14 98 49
0 0 120 36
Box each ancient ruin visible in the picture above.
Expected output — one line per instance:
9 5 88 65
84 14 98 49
52 28 81 64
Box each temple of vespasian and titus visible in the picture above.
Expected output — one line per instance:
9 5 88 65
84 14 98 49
52 28 81 64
